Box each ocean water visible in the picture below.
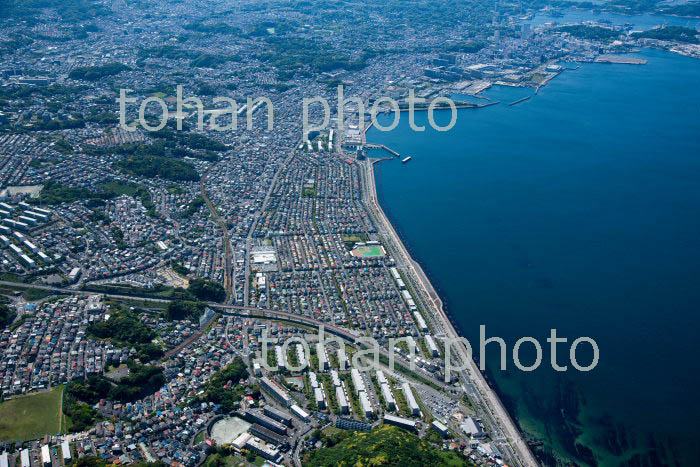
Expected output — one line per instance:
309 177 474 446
368 48 700 466
527 9 700 29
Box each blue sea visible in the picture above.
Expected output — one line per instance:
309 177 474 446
368 48 700 466
527 9 700 29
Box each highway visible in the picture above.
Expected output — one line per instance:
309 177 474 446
0 278 453 391
2 191 538 467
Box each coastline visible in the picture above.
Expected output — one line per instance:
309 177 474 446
361 157 539 467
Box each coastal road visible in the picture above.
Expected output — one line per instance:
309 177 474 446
358 157 538 467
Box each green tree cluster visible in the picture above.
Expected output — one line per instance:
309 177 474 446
87 310 164 361
67 375 112 404
115 154 199 182
107 362 166 402
68 63 130 81
0 304 17 330
188 278 226 302
165 300 206 321
305 425 472 467
63 394 102 432
632 26 700 44
68 362 165 403
198 357 249 411
555 25 621 41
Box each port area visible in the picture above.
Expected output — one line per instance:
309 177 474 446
594 55 648 64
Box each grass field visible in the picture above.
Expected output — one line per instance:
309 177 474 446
342 234 369 244
0 386 64 442
351 245 386 258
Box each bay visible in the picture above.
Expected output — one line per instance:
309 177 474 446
368 47 700 465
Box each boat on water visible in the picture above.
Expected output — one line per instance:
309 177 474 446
402 156 412 163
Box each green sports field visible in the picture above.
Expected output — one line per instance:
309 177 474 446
351 245 386 258
0 385 64 442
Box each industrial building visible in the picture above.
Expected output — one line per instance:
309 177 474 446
462 417 486 439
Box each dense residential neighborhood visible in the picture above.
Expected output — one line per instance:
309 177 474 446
1 0 699 465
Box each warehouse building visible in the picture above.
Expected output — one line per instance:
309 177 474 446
41 445 51 467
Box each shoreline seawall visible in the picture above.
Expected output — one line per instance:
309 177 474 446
362 157 539 467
